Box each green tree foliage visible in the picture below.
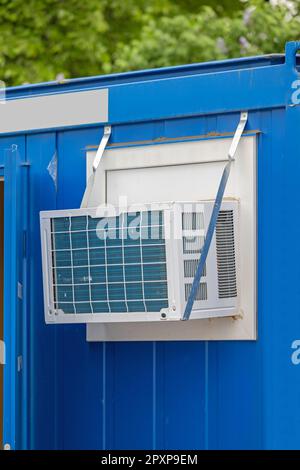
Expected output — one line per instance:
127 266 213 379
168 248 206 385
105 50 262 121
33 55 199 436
111 1 300 72
0 0 299 86
0 0 108 85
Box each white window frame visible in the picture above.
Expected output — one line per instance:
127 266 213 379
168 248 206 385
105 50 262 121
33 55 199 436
84 135 256 341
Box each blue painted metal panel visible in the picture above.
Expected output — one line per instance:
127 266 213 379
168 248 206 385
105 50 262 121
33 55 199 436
50 211 168 315
155 342 206 449
109 65 286 124
1 137 27 449
26 133 58 449
107 42 299 125
3 53 287 101
263 105 300 449
105 342 155 450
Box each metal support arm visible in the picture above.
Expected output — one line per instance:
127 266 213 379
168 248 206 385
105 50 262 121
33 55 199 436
81 125 111 208
182 111 248 321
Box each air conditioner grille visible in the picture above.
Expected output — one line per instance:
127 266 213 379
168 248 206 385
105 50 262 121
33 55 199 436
216 210 237 299
50 211 169 314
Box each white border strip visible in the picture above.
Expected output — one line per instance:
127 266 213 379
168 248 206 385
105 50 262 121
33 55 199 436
0 88 108 133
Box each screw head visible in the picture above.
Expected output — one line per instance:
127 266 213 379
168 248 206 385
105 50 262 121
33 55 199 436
161 312 167 320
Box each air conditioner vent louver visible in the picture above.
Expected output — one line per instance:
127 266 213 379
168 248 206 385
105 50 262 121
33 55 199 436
183 236 205 254
216 210 237 299
184 259 206 278
182 212 204 230
184 282 207 301
182 211 207 302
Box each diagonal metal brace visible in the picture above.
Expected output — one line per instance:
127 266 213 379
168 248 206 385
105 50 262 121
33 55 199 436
182 111 248 321
81 126 111 208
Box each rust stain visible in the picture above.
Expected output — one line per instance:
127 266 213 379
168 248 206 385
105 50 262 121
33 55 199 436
85 129 260 150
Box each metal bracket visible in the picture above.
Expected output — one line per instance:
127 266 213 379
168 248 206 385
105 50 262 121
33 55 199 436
81 125 111 208
92 125 111 172
182 111 248 321
228 112 248 160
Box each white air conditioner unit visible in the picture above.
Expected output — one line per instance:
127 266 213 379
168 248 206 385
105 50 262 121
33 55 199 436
40 200 239 324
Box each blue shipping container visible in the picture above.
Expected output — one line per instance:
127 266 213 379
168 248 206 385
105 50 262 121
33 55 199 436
1 41 300 450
